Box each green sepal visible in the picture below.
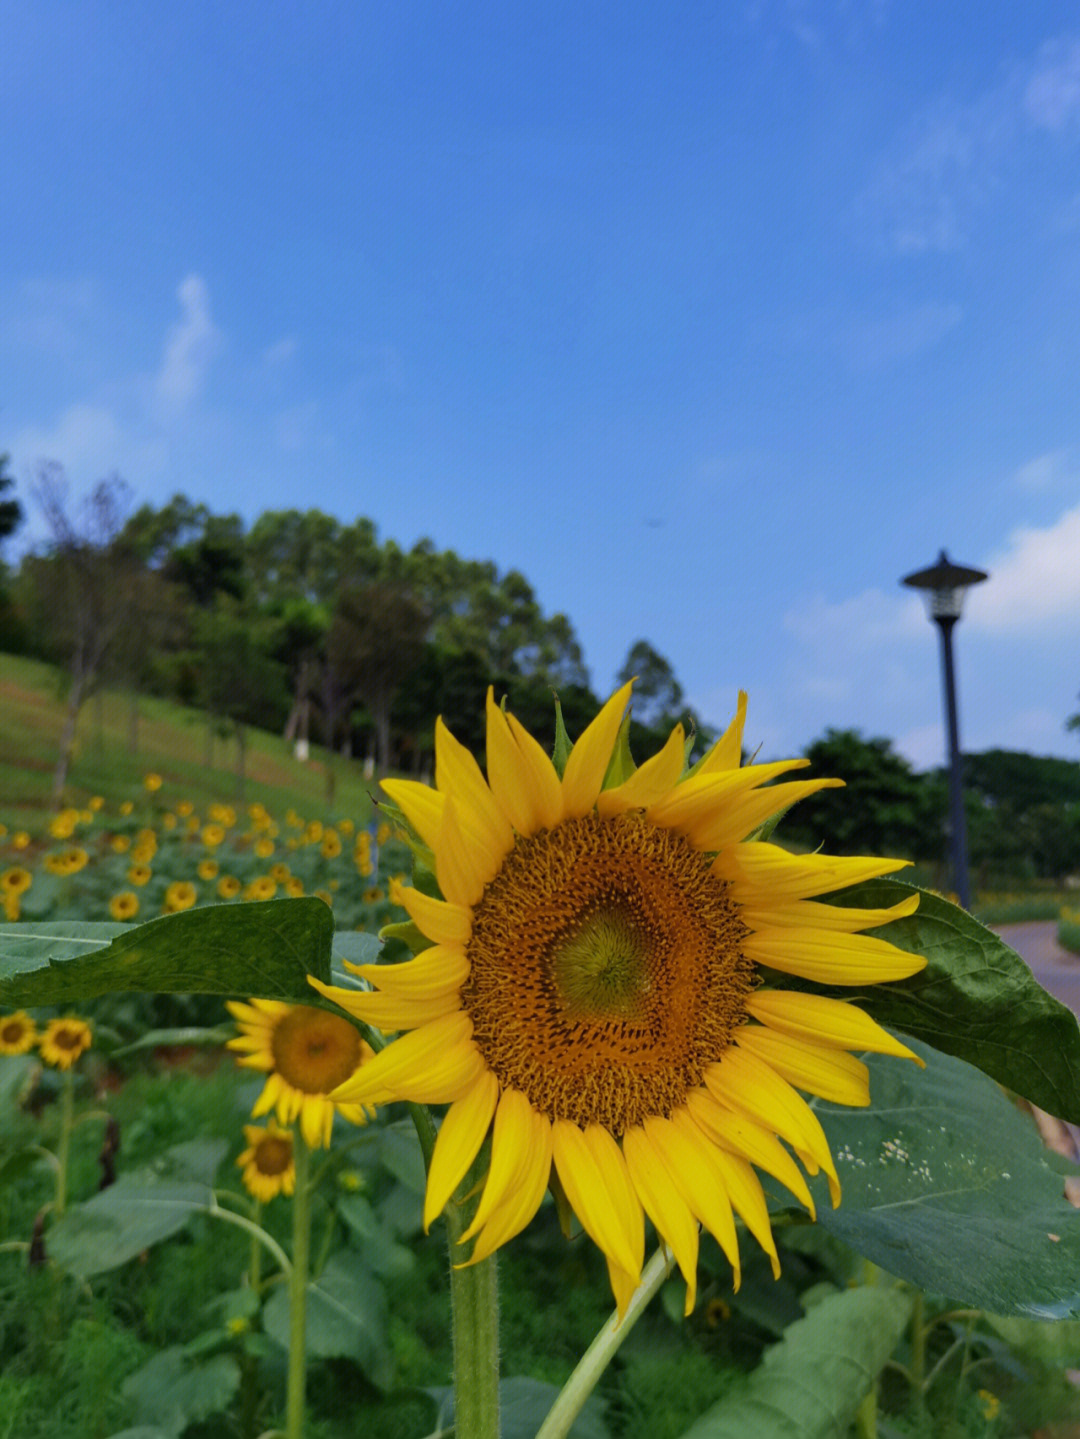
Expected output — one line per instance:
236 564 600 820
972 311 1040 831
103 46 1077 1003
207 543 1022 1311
551 696 573 778
547 1164 577 1240
377 801 436 873
378 920 435 957
601 714 636 790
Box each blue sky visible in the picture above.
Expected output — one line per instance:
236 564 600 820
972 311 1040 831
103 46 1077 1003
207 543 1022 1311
4 2 1080 769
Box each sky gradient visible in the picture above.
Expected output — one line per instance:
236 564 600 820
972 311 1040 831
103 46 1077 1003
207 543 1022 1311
4 2 1080 768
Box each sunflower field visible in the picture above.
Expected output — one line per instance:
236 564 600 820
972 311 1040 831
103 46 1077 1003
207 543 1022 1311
5 692 1080 1439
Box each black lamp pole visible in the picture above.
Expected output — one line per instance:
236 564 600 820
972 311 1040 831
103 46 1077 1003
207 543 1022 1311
901 550 989 910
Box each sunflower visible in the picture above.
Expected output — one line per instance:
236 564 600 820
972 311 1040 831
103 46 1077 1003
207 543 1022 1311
226 1000 376 1148
39 1016 93 1070
127 863 153 886
143 772 163 792
201 823 226 848
244 875 278 902
217 874 242 899
109 890 140 921
163 880 198 913
320 830 342 859
312 686 926 1316
197 858 220 881
0 1011 38 1055
237 1118 297 1202
1 867 32 896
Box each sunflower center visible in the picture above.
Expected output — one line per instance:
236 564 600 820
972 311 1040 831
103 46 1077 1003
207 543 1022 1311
271 1007 362 1094
1 1021 25 1044
254 1136 293 1175
54 1027 82 1051
461 811 753 1134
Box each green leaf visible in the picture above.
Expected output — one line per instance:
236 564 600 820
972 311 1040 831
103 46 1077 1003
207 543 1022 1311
376 1122 427 1193
48 1138 228 1277
677 1286 911 1438
552 697 574 778
428 1375 611 1439
120 1347 240 1439
601 715 636 790
263 1252 391 1385
0 898 333 1008
813 879 1080 1123
332 930 384 971
807 1039 1080 1315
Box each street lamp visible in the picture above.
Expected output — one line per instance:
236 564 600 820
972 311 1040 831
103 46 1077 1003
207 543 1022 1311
901 550 988 909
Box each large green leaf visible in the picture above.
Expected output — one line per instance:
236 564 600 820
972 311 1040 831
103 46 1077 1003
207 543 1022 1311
120 1348 240 1439
427 1375 611 1439
0 898 333 1008
815 879 1080 1123
678 1286 911 1438
48 1138 228 1277
263 1251 391 1386
806 1039 1080 1315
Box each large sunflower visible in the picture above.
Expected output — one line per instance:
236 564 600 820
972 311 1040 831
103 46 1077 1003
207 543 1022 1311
226 999 377 1149
313 687 925 1314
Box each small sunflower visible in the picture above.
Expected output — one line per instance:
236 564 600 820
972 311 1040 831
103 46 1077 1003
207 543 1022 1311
119 800 134 817
244 875 278 902
127 863 152 886
201 823 226 848
285 877 305 897
163 880 198 913
270 862 292 883
226 1000 376 1148
237 1118 297 1202
109 890 140 921
12 830 30 850
197 858 220 881
39 1016 93 1070
111 834 132 853
320 830 342 859
217 874 242 899
0 1011 38 1055
143 772 163 792
254 837 275 860
314 687 926 1316
1 867 32 896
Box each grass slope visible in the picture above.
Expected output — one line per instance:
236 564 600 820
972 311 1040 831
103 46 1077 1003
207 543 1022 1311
0 653 380 826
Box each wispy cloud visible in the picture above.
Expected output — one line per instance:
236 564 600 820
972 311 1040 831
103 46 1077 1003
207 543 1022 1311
966 504 1080 635
1025 38 1080 132
155 274 221 415
1012 448 1076 490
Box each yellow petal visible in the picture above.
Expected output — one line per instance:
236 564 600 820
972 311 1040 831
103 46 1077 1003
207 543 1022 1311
703 1048 841 1204
344 945 470 998
308 976 459 1034
552 1120 643 1284
691 778 845 851
684 1087 816 1218
380 779 445 852
561 682 634 820
462 1110 553 1265
738 1027 870 1107
695 691 748 773
714 842 910 902
703 1141 780 1279
330 1012 483 1105
605 1258 641 1320
741 929 926 985
435 717 514 870
460 1089 539 1241
436 797 485 909
646 759 809 837
424 1069 499 1231
399 886 473 947
739 894 920 933
747 991 924 1066
596 722 686 818
641 1115 741 1289
485 689 561 834
623 1124 701 1313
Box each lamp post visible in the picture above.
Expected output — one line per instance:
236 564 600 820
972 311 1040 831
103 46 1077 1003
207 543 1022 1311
901 550 988 910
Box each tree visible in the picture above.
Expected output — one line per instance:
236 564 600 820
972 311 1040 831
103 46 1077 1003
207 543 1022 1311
616 640 685 729
0 452 23 542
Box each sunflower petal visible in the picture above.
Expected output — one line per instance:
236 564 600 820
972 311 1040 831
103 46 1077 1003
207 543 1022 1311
463 1110 553 1265
461 1089 539 1241
330 1012 482 1105
704 1141 781 1279
380 779 446 852
398 886 472 947
562 682 634 819
642 1115 741 1289
596 722 686 818
344 945 470 997
737 1028 871 1106
739 894 920 934
436 797 486 909
424 1069 499 1231
646 759 810 836
506 712 564 829
435 717 514 871
695 691 748 773
486 690 562 833
746 991 924 1065
552 1120 643 1284
308 975 459 1034
690 778 845 851
714 842 910 901
684 1087 815 1218
741 929 926 985
623 1124 701 1313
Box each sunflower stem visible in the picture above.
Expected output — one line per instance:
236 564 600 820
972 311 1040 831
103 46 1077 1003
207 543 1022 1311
445 1180 500 1439
55 1070 75 1217
285 1133 311 1439
536 1245 673 1439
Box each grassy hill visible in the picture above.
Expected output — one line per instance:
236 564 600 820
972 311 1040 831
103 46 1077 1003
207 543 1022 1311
0 653 381 829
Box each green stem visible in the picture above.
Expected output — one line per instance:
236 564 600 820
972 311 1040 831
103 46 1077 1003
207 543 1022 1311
55 1070 75 1217
445 1168 500 1439
855 1260 880 1439
286 1134 311 1439
535 1246 673 1439
249 1198 264 1294
909 1289 927 1424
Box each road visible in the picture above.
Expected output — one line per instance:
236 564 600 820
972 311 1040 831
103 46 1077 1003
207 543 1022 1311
994 921 1080 1017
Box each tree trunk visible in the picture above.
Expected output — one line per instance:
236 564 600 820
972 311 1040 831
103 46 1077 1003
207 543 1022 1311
94 688 105 752
235 723 247 803
52 671 87 807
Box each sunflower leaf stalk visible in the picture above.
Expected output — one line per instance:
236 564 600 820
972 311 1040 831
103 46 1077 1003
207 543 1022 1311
285 1132 311 1439
445 1158 501 1439
54 1070 74 1217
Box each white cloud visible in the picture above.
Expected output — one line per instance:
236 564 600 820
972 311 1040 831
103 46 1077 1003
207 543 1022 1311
155 274 221 414
263 336 297 366
966 505 1080 634
783 586 925 648
1025 38 1080 132
15 402 166 486
1013 448 1075 489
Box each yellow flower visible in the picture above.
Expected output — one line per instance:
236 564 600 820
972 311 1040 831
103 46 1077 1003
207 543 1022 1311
339 818 356 836
109 890 140 921
314 889 333 907
131 842 156 865
201 823 226 848
226 1000 376 1149
270 862 292 883
89 796 104 811
0 1011 38 1055
49 812 75 840
285 877 305 897
3 895 20 921
978 1390 1001 1421
127 863 152 886
236 1118 297 1202
177 800 194 817
375 821 391 846
162 812 177 829
244 875 278 902
363 887 384 903
110 834 132 853
305 820 324 844
143 772 163 792
320 829 342 859
119 800 134 817
197 858 220 881
313 687 926 1316
388 875 407 907
356 856 374 878
209 803 236 827
254 837 275 860
12 830 30 850
163 880 198 913
39 1016 93 1070
1 867 32 896
44 847 88 876
217 875 242 899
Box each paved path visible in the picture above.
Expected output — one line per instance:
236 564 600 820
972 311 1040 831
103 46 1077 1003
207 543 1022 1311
994 921 1080 1017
